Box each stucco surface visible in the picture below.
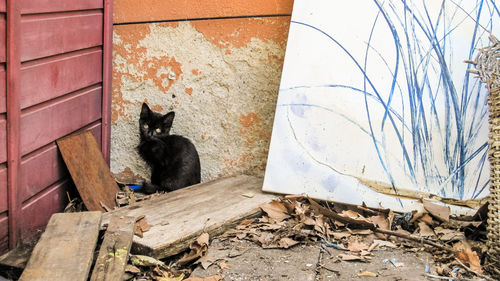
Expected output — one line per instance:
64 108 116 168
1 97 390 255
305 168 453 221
111 17 290 183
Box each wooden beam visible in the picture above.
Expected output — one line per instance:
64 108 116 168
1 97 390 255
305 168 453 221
19 212 101 281
57 131 120 212
102 175 276 259
90 215 135 281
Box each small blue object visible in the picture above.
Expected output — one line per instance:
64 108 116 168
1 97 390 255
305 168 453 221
451 268 460 274
425 265 430 273
129 185 142 190
382 259 389 263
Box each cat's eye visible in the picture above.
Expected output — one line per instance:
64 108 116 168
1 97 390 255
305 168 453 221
155 128 161 133
143 124 149 129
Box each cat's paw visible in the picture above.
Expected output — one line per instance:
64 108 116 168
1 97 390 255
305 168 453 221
142 182 159 194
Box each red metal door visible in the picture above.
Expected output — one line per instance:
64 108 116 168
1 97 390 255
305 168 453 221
1 0 113 254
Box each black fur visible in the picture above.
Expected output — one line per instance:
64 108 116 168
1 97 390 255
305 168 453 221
137 103 201 194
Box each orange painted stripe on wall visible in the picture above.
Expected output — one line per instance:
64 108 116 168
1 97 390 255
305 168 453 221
114 0 294 24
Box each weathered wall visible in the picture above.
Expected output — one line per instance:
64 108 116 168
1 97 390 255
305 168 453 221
110 1 293 183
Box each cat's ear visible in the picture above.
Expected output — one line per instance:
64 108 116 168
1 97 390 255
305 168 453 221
162 112 175 130
140 103 151 119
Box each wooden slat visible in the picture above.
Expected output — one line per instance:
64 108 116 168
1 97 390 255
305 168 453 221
0 117 5 163
90 215 135 281
20 122 102 202
57 131 119 212
21 49 102 109
102 175 275 259
21 0 102 14
0 65 5 113
19 212 101 281
0 0 5 12
20 181 69 242
0 165 6 212
114 0 293 24
20 12 103 62
0 14 4 62
0 214 7 255
20 86 102 156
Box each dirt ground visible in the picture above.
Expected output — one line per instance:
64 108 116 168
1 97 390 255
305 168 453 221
190 238 434 281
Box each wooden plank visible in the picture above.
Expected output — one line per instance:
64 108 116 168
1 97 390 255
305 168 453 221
0 165 6 212
57 131 120 212
20 181 69 242
114 0 293 24
20 122 102 202
20 86 101 156
0 0 5 12
0 242 34 269
20 12 103 62
0 14 4 62
0 117 5 163
90 215 136 281
0 65 5 113
102 175 275 259
21 0 102 14
0 214 7 254
19 212 101 281
20 49 102 109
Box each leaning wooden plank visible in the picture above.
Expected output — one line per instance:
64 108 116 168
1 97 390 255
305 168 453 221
57 131 120 212
101 175 275 259
19 212 101 281
90 215 136 281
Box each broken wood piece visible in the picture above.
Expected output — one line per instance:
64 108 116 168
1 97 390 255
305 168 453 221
0 243 34 269
19 212 102 281
57 131 120 212
101 175 276 259
90 215 136 281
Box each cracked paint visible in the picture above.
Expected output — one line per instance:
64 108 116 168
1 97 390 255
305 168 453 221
111 17 290 183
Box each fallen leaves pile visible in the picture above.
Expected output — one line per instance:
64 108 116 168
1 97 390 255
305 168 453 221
122 195 493 281
221 196 491 280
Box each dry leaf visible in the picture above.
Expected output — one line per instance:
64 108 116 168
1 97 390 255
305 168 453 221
423 200 450 222
259 201 291 222
338 254 369 262
417 221 435 237
279 237 299 249
331 231 351 239
358 271 377 277
130 255 165 267
455 242 482 274
178 233 210 266
184 274 223 281
219 262 231 269
154 274 185 281
373 239 397 248
370 215 390 230
125 264 141 274
347 241 369 252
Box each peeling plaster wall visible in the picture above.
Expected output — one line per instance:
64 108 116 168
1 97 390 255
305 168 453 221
111 10 292 183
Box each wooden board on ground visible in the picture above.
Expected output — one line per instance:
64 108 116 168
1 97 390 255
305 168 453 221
0 243 34 269
90 215 136 281
57 131 120 212
19 212 101 281
101 175 275 259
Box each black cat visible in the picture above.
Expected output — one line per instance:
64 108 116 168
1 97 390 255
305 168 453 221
137 103 201 194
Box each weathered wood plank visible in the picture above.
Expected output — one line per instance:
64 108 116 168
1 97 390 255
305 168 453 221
20 86 101 156
0 0 5 12
0 242 34 269
20 49 102 109
57 131 119 212
20 12 103 62
20 122 101 202
0 65 6 113
19 212 101 281
0 117 5 163
20 181 69 242
0 14 5 62
0 164 6 212
102 175 275 259
21 0 102 14
90 215 136 281
0 214 7 255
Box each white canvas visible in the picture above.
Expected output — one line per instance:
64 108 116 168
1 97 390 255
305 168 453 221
263 0 499 213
